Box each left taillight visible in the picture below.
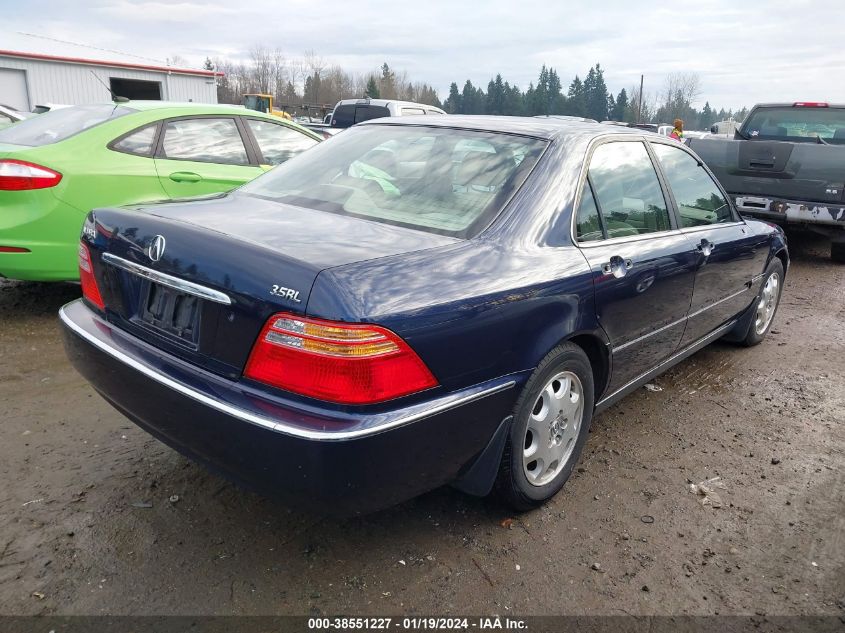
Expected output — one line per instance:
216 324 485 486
78 242 105 311
244 312 438 404
0 159 62 191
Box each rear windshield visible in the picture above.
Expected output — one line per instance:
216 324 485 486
0 104 132 146
742 106 845 143
241 124 547 238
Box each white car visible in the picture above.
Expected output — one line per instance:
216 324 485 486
330 98 446 129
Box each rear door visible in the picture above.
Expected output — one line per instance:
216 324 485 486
575 139 698 394
153 116 262 198
650 141 769 345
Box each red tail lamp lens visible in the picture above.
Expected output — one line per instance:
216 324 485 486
0 160 62 190
244 313 438 404
78 242 105 310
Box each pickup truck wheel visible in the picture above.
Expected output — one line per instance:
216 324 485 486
831 242 845 263
741 258 784 347
495 343 594 511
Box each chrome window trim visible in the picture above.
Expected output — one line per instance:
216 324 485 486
569 135 678 247
102 253 232 305
59 304 515 442
576 227 683 248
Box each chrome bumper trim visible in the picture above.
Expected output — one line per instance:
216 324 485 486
102 253 232 305
59 303 514 441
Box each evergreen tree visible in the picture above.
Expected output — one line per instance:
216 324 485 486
612 88 629 121
548 68 564 114
444 82 462 113
203 57 214 71
566 76 586 117
365 76 380 99
583 64 608 121
606 93 616 121
698 101 714 130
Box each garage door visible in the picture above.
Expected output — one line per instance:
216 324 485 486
0 68 30 111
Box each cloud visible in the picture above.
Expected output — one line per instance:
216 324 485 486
6 0 845 109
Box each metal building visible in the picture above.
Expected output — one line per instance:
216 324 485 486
0 32 218 111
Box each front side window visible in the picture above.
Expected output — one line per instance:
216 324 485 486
246 119 318 166
588 141 671 238
241 125 547 238
160 118 248 165
0 104 132 147
652 143 733 227
112 124 157 156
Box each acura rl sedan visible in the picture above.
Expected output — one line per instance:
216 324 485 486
60 116 788 514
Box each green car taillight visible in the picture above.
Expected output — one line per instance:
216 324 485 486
0 159 62 191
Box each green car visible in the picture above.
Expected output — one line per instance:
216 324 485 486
0 101 322 281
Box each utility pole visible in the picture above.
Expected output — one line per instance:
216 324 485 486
637 74 644 124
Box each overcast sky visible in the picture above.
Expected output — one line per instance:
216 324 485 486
7 0 845 110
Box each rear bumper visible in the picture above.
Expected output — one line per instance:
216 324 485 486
59 299 517 514
734 195 845 234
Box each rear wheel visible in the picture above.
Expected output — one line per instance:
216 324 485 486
741 258 784 346
495 343 594 511
832 241 845 263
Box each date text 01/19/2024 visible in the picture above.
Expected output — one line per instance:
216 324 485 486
307 616 528 630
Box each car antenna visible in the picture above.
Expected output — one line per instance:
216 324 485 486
89 71 130 103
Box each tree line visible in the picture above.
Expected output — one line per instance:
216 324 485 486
444 65 747 130
207 47 440 117
205 48 747 128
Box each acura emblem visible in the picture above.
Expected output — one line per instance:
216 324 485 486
147 235 166 262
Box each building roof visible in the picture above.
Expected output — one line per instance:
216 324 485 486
0 31 218 77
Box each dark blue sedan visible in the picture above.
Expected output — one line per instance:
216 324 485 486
60 116 788 514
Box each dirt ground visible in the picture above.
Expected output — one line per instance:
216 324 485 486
0 231 842 617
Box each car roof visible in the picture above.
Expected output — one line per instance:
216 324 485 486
334 98 444 110
121 100 255 114
750 102 845 109
360 114 646 141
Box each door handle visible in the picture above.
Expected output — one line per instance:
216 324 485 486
696 238 714 257
169 171 203 183
601 255 632 278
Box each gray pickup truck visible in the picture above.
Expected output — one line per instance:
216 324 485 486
688 102 845 261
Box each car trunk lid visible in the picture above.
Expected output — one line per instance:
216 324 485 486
86 193 459 378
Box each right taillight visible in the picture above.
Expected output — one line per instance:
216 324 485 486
0 160 62 191
78 242 105 311
244 313 438 404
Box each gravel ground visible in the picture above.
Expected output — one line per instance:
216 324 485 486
0 231 842 616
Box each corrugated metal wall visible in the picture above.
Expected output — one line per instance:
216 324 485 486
0 56 218 106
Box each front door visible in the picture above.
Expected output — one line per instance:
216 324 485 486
649 141 770 345
575 140 698 394
153 117 262 199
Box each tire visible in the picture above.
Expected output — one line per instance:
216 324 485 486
740 258 784 347
495 343 594 511
832 242 845 263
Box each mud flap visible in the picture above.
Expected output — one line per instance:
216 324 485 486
451 415 512 497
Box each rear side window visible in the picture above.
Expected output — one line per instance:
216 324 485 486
241 125 547 239
246 119 318 166
112 124 157 156
588 141 670 238
160 118 248 165
355 105 390 123
651 143 734 227
332 105 354 127
0 104 132 147
575 183 604 242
